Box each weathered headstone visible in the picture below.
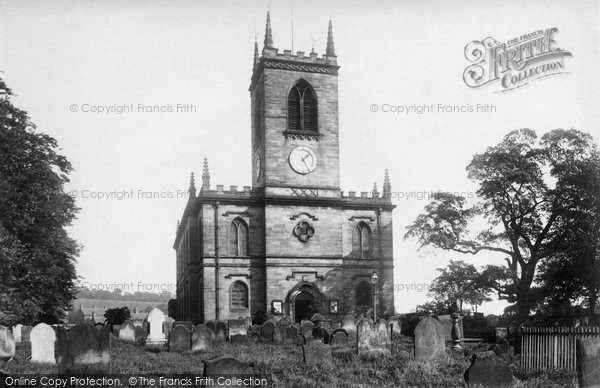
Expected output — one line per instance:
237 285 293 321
55 324 110 374
169 326 191 352
388 316 401 335
12 324 22 343
203 357 255 388
215 321 227 342
489 339 512 356
21 325 33 342
119 322 136 342
301 331 314 345
311 313 326 322
577 337 600 388
228 319 246 338
300 320 314 335
302 340 333 366
30 323 56 363
174 321 194 332
330 331 349 346
313 327 331 344
414 317 445 361
261 321 275 342
0 326 16 362
464 351 513 387
134 326 146 341
357 318 390 354
146 308 166 347
341 316 357 340
285 326 298 343
273 327 286 345
191 325 213 351
230 334 249 345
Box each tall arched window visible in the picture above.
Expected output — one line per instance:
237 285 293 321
352 222 372 259
288 80 317 132
356 282 372 307
228 218 248 256
230 281 249 309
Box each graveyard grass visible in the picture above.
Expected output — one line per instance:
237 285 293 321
8 335 577 387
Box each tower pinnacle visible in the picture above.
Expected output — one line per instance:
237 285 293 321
253 36 259 71
326 19 335 56
202 158 210 191
383 169 391 199
264 11 273 48
188 172 196 198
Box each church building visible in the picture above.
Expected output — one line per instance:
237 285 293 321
174 13 395 324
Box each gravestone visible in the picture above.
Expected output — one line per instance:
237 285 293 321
261 321 275 342
302 340 333 366
230 334 249 345
300 321 315 335
489 339 512 356
311 313 326 322
111 324 121 337
464 351 513 387
228 319 246 338
174 321 194 332
302 332 314 345
30 323 56 363
12 324 22 343
273 327 286 345
285 326 298 343
313 327 330 344
119 322 136 342
205 320 217 335
169 326 191 352
414 317 445 361
163 317 174 338
388 316 401 335
330 331 349 346
215 321 227 342
341 316 357 340
203 357 255 388
494 327 508 342
134 326 146 341
55 324 110 374
357 318 390 354
577 337 600 388
0 326 16 362
146 308 167 347
437 314 463 340
21 325 33 342
191 325 213 351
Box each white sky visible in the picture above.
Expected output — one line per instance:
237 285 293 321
1 0 599 314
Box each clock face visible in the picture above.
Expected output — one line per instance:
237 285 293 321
255 153 261 180
289 146 317 174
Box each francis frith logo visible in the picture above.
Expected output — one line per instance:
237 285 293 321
463 28 572 92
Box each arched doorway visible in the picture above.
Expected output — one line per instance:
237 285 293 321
287 283 324 323
294 291 314 323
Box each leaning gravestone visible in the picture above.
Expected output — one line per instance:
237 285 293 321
273 327 286 345
414 317 446 361
169 326 191 352
0 326 16 362
215 321 227 342
55 324 110 374
146 308 166 347
341 316 357 340
303 340 333 366
228 319 246 338
464 351 513 387
203 357 255 388
577 337 600 388
12 324 22 343
30 323 56 363
119 322 136 342
21 326 33 342
261 321 275 342
191 325 213 351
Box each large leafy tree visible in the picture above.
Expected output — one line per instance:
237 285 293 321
405 128 598 322
0 77 79 325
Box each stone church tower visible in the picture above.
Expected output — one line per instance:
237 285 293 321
174 13 395 324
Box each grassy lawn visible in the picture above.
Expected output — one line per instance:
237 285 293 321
3 335 577 387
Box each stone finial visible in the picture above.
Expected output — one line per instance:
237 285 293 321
383 169 391 199
372 182 379 198
253 37 260 71
326 19 335 56
264 11 273 48
202 158 210 191
188 172 196 198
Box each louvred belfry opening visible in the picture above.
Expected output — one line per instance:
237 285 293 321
288 80 317 132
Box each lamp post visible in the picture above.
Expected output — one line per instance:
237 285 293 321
370 272 379 321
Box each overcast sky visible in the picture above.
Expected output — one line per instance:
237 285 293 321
1 0 598 314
